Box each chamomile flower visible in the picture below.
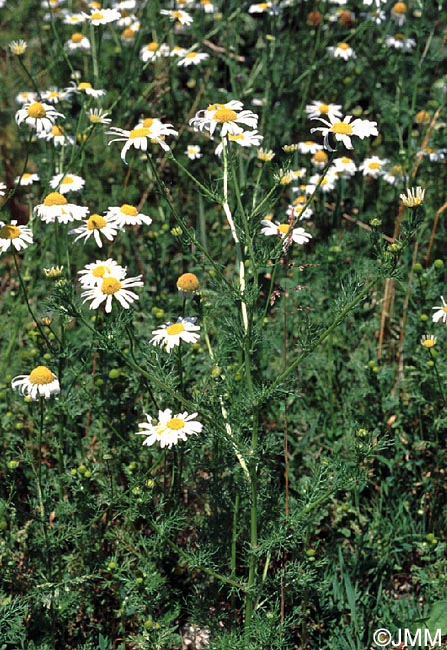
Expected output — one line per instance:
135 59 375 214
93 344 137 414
286 196 313 220
390 1 407 26
42 87 73 104
309 171 338 193
327 42 356 60
198 0 216 13
105 204 152 227
88 108 112 125
0 220 33 253
177 51 210 67
63 12 87 25
190 100 258 137
383 164 406 186
311 150 329 169
400 186 425 207
297 140 323 155
136 409 202 449
248 2 278 14
311 114 378 151
359 156 388 178
81 273 144 313
261 220 312 247
420 334 437 349
107 119 178 161
160 9 194 25
65 32 91 51
257 148 275 162
78 259 126 287
9 40 28 55
83 8 121 25
185 145 202 159
15 172 40 186
11 366 60 400
177 272 200 296
15 101 64 134
432 296 447 324
214 130 263 156
385 34 416 51
331 156 357 177
139 41 169 62
41 124 75 147
50 173 85 194
74 81 106 98
305 100 343 121
69 213 120 248
34 192 89 224
15 91 38 104
150 317 201 352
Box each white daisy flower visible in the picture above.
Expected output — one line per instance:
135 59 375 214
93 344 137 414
297 140 323 154
359 156 388 178
78 259 127 288
214 130 263 156
190 100 259 137
331 156 357 177
185 145 202 159
327 42 356 60
391 2 407 26
41 87 73 104
160 9 194 25
81 273 144 313
9 40 28 55
400 186 425 207
40 124 75 147
14 172 40 186
197 0 216 13
105 204 152 227
261 220 312 248
432 296 447 324
62 13 87 25
139 41 170 62
248 2 278 14
257 148 275 162
50 173 86 194
0 220 33 254
83 8 121 25
385 34 416 51
74 81 106 98
15 91 38 104
88 108 112 125
309 171 338 193
11 365 60 400
34 192 89 224
305 100 343 121
177 51 210 67
15 101 64 134
65 32 91 51
286 196 314 221
383 164 406 186
150 317 200 352
107 119 178 161
311 114 378 151
136 409 203 449
169 45 187 58
69 213 120 248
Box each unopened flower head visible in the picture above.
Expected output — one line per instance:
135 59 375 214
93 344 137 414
0 220 33 254
136 408 202 449
11 365 60 400
400 186 425 207
150 317 200 352
177 272 200 295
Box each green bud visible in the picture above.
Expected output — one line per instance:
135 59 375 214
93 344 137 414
78 464 87 474
434 259 444 268
146 479 155 488
420 314 429 322
427 360 435 367
413 263 423 273
108 369 120 380
107 561 117 570
306 548 316 557
7 460 19 469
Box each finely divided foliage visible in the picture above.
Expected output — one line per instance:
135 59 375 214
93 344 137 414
1 0 445 648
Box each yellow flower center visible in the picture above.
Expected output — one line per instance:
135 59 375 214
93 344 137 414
87 214 107 230
277 224 291 235
177 272 199 292
368 162 381 169
22 173 32 179
393 2 406 13
171 10 183 18
313 150 328 163
166 417 185 430
78 82 92 90
27 102 47 118
120 204 138 216
101 277 122 294
421 339 435 348
142 118 154 128
61 176 74 185
213 108 238 123
129 127 151 139
394 33 404 41
228 133 244 141
293 196 306 206
147 41 159 51
43 192 67 206
166 323 185 336
186 51 198 59
92 265 111 278
338 42 350 50
71 33 84 43
415 110 430 124
51 125 64 136
341 157 352 164
318 103 330 113
29 366 54 385
331 121 353 135
122 28 135 40
91 11 104 20
0 224 20 240
442 306 447 313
